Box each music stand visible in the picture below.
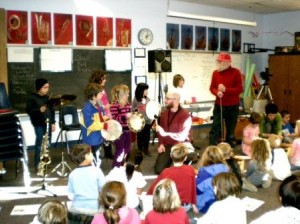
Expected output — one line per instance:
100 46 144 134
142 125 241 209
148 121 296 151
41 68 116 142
51 96 78 177
31 163 57 197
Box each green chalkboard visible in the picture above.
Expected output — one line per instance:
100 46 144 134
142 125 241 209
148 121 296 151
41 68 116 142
7 48 131 112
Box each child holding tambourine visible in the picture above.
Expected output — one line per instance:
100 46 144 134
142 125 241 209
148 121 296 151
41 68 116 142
110 84 132 167
131 83 152 156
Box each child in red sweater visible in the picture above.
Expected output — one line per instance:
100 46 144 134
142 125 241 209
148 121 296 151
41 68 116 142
147 143 198 213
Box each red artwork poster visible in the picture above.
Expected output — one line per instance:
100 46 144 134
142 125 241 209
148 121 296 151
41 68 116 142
115 18 131 47
76 15 93 46
54 13 73 45
96 17 113 46
7 10 28 44
31 12 51 44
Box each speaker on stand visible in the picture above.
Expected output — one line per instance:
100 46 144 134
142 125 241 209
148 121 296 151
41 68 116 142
148 50 172 103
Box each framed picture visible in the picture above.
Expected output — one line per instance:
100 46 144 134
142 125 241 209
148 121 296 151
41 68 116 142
135 75 147 84
208 27 218 51
76 15 93 46
97 17 113 46
195 26 206 50
7 10 28 44
181 24 193 50
31 12 51 44
54 13 73 45
166 23 179 49
220 28 230 51
232 30 242 52
134 48 146 58
116 18 131 47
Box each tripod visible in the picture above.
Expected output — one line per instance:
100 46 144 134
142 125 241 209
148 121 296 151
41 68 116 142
256 82 273 102
32 164 57 197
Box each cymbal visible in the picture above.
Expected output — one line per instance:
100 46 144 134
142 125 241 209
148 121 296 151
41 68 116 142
48 94 76 106
61 94 76 101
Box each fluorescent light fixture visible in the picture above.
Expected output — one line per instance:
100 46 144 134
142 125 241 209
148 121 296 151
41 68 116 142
167 10 257 27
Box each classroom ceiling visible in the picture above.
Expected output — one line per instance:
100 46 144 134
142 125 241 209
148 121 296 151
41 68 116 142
176 0 300 14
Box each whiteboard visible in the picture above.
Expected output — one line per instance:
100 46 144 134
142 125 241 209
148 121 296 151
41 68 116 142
168 51 242 102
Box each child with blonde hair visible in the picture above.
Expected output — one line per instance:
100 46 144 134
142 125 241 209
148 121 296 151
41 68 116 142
197 172 247 224
147 143 198 214
30 199 68 224
290 138 300 170
110 84 132 167
196 146 228 213
145 178 190 224
92 181 140 224
268 134 291 180
243 138 272 192
242 112 261 156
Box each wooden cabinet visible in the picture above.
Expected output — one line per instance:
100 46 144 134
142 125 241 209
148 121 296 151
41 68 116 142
269 55 300 122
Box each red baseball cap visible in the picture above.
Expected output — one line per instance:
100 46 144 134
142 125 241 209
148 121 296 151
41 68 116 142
217 52 231 62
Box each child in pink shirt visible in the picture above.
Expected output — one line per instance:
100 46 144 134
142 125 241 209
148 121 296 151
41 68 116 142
91 181 140 224
242 112 261 156
290 138 300 171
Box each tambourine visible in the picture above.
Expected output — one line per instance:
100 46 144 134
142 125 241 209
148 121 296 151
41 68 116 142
127 112 145 132
146 101 161 120
101 120 122 141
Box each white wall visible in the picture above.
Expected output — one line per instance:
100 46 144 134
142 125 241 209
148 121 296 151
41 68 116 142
2 0 297 145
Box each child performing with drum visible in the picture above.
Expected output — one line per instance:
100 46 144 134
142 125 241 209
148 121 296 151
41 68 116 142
80 83 109 168
110 84 132 167
131 83 152 156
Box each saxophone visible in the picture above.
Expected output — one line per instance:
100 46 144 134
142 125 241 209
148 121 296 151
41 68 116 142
37 119 52 176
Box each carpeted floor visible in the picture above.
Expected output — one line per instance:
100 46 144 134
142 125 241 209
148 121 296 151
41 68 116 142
0 141 282 224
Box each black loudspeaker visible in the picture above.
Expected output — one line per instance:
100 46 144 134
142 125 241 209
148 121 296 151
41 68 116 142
148 50 172 73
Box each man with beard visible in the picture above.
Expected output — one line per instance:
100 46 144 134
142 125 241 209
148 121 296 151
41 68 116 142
154 91 192 174
209 52 243 147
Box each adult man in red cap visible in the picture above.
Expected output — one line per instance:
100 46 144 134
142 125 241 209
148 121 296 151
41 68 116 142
209 52 243 146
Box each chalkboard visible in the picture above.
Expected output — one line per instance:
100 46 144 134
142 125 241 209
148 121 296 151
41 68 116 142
7 48 131 112
168 51 242 102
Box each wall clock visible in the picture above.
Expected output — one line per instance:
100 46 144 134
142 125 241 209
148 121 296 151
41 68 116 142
138 28 153 45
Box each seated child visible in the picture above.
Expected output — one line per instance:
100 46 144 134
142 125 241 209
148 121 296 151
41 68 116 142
250 173 300 224
268 134 291 180
281 110 295 143
106 151 147 209
217 142 243 187
242 112 261 156
260 103 282 138
144 179 190 224
290 138 300 171
147 143 198 213
197 172 247 224
243 138 272 192
91 181 140 224
30 199 68 224
68 144 106 217
196 146 228 213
